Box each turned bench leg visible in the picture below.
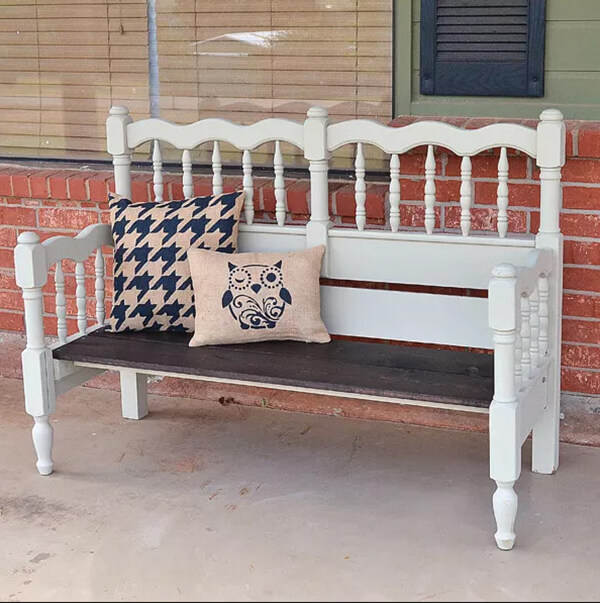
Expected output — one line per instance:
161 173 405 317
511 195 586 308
489 400 521 550
492 480 518 550
32 415 54 475
120 370 148 420
22 351 56 476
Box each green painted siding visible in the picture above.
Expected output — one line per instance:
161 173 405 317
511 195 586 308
394 0 600 119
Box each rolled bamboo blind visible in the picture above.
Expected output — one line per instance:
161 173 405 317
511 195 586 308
156 0 392 167
0 0 391 166
157 0 392 124
0 0 149 159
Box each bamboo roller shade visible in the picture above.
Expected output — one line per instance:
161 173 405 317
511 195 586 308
156 0 392 167
0 0 149 159
0 0 391 168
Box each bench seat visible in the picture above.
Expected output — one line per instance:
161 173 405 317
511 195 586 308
53 330 494 410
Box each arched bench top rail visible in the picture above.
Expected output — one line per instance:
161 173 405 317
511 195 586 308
42 224 113 268
126 117 305 151
326 119 538 158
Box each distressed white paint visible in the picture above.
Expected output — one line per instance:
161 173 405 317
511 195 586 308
389 154 400 233
354 143 366 230
532 110 565 477
55 261 67 344
95 249 105 326
514 332 522 392
43 224 113 268
14 232 57 475
242 149 254 224
538 275 549 360
322 286 492 349
75 261 86 335
55 366 105 397
238 224 306 254
120 371 148 420
327 119 538 157
127 117 304 151
182 149 193 199
493 481 518 550
529 287 540 368
517 367 548 445
212 140 223 195
274 140 286 226
304 108 331 261
152 140 163 201
520 295 532 385
326 229 534 290
106 106 133 198
497 147 509 238
459 156 472 236
15 105 566 549
514 248 553 296
32 416 54 475
424 145 436 234
488 263 520 551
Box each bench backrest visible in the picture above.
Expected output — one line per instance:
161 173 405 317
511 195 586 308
106 107 565 351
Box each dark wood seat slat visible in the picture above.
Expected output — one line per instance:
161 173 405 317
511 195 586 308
53 330 494 409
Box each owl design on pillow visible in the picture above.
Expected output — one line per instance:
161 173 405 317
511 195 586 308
222 260 292 330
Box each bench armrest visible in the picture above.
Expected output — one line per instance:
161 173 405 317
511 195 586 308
488 249 553 405
14 224 114 347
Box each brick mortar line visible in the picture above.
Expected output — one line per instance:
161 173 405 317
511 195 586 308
563 366 600 375
564 264 600 270
565 236 600 242
560 208 600 215
564 289 600 296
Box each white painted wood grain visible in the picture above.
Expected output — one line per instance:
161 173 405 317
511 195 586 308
152 140 163 201
327 229 534 289
321 286 493 349
127 117 304 151
327 119 538 157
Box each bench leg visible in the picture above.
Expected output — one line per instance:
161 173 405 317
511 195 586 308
22 346 56 476
489 400 520 550
119 370 148 420
32 415 54 475
492 481 518 550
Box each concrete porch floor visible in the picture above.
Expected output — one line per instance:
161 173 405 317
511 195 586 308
1 376 600 602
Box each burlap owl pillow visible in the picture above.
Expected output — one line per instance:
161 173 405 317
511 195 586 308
188 245 330 346
107 191 244 332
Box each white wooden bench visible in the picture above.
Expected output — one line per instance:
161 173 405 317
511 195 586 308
14 106 565 550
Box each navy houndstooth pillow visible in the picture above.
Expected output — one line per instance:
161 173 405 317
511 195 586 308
107 191 244 332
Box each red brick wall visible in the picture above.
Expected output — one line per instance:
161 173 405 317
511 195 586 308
1 117 599 396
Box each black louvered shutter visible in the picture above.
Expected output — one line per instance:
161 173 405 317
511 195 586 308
420 0 546 97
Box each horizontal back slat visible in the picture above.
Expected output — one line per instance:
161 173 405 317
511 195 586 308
326 119 538 157
126 117 304 151
238 225 307 254
327 229 534 289
239 225 535 290
237 225 528 349
321 286 492 350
